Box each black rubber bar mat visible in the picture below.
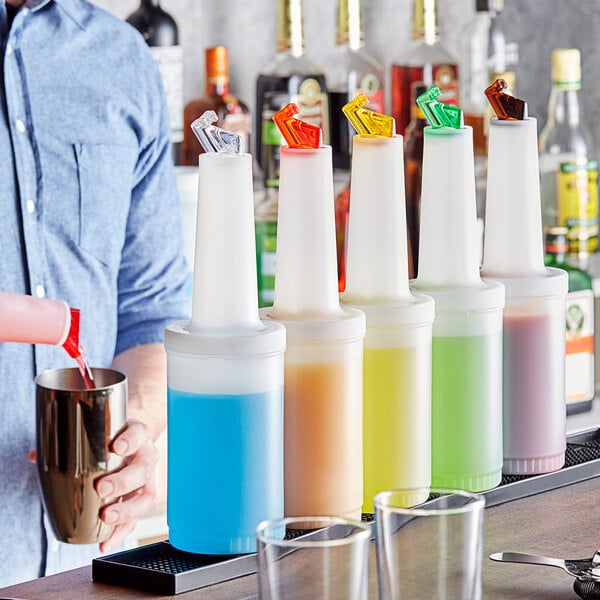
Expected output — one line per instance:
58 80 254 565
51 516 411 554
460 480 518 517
92 426 600 595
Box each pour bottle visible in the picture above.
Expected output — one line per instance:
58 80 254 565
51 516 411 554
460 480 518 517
340 96 434 512
261 104 366 520
164 112 286 554
411 87 505 491
481 80 568 475
0 291 92 386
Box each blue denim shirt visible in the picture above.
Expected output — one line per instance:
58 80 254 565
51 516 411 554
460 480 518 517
0 0 190 585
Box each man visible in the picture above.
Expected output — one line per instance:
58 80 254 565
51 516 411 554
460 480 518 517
0 0 190 586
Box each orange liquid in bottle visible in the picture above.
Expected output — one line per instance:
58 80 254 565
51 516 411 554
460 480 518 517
283 360 363 519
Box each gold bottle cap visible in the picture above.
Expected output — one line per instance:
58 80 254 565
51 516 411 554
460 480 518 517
336 0 363 50
277 0 304 56
551 48 581 88
205 46 229 84
412 0 437 44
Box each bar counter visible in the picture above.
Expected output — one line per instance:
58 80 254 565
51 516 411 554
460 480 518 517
0 476 597 599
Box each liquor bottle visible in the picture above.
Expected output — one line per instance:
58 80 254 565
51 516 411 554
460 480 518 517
545 226 595 415
481 83 567 475
181 46 251 166
404 81 428 278
255 92 288 308
126 0 184 162
539 48 599 264
391 0 459 137
412 88 504 491
327 0 384 171
254 0 329 172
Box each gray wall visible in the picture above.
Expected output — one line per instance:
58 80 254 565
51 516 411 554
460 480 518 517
92 0 600 151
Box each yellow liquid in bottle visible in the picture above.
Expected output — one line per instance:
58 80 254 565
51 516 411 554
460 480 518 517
363 346 431 513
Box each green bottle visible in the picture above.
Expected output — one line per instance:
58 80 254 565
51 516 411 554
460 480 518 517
544 226 595 414
255 93 287 308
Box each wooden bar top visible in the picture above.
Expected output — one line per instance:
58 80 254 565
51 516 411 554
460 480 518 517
1 477 598 599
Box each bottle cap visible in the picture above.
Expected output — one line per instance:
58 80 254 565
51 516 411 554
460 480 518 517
342 94 395 137
485 79 527 120
277 0 303 56
205 45 228 81
191 110 241 154
273 103 322 148
336 0 363 49
476 0 503 12
417 86 463 129
551 48 581 87
412 0 438 44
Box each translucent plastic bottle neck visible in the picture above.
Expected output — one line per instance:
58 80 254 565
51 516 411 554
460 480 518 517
269 146 343 318
343 136 412 303
482 118 547 277
189 153 262 333
415 126 482 288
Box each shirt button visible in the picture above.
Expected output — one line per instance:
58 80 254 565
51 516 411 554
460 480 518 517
16 119 26 133
26 200 35 214
35 285 45 298
6 43 13 56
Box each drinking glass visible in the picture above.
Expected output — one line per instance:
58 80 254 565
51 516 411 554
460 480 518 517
256 515 371 599
375 487 485 599
36 367 127 544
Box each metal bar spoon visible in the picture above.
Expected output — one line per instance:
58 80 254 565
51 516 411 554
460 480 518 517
490 551 600 581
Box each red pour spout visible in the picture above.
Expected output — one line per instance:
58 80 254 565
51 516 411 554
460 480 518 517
273 103 322 149
62 308 82 359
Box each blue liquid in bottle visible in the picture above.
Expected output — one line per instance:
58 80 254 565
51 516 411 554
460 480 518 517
167 388 284 554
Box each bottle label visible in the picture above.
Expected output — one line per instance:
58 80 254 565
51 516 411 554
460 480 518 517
291 78 330 144
149 45 184 143
223 113 251 153
358 74 384 113
255 220 277 307
557 159 599 253
432 64 459 107
565 289 595 403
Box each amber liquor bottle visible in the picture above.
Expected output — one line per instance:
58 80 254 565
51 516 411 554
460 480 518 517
181 46 250 165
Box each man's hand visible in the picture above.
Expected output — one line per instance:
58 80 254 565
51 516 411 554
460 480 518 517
95 419 160 553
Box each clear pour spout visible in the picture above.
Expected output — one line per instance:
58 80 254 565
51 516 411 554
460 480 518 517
190 110 241 154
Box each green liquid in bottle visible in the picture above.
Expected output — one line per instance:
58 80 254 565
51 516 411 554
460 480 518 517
431 333 503 491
